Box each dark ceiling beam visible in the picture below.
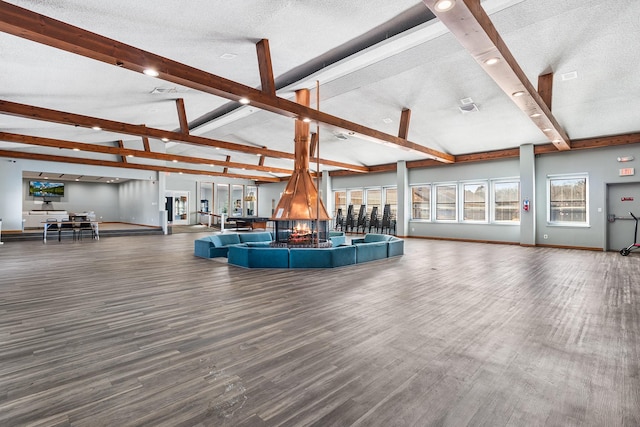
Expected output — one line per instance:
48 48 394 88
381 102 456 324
223 155 231 174
0 131 293 175
398 108 411 140
0 99 369 173
329 131 640 176
537 72 553 110
116 140 127 163
0 149 281 182
256 39 276 96
175 98 190 134
142 136 151 152
0 1 454 163
422 0 570 151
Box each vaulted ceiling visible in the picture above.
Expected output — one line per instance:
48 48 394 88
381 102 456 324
1 0 639 182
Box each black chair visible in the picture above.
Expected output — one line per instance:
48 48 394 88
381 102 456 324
368 206 380 233
76 217 94 239
381 204 396 235
45 218 59 239
334 208 344 231
355 205 367 233
58 221 76 241
344 204 355 232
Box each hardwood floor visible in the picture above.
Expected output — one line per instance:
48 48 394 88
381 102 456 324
1 234 639 426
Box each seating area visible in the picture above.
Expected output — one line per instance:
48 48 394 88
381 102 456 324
194 231 403 268
336 204 396 234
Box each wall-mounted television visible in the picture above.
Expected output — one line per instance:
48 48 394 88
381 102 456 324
29 181 65 197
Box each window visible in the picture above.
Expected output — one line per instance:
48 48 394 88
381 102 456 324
548 175 588 224
462 183 487 221
411 185 431 220
493 180 520 222
365 188 382 216
384 187 397 220
348 189 363 208
435 184 457 221
333 190 346 220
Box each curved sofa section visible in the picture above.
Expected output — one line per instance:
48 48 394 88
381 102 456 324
195 232 402 268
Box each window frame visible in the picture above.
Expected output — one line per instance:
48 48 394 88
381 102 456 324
435 183 457 222
546 173 589 227
460 180 488 223
491 178 520 224
410 184 431 221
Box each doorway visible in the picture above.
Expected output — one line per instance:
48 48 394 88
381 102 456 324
606 182 640 251
165 191 190 225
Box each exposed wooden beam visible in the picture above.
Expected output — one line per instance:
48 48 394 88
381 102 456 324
0 131 293 175
223 155 231 174
398 108 412 140
538 72 553 110
116 140 127 163
422 0 570 151
0 149 280 182
258 154 265 167
256 39 276 96
535 131 640 154
0 2 453 163
0 99 369 173
175 98 189 134
310 132 318 158
142 136 151 152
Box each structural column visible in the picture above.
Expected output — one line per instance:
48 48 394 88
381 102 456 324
520 144 536 245
396 160 409 237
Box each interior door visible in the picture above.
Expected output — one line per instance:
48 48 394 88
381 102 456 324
606 182 640 251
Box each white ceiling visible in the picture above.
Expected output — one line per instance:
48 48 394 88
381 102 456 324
1 0 639 181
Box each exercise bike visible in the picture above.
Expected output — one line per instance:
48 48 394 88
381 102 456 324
620 211 640 256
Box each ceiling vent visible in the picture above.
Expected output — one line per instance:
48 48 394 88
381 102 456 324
459 103 479 114
334 132 349 141
150 87 178 94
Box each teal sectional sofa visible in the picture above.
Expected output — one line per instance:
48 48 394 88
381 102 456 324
195 232 402 268
194 231 273 258
352 233 405 262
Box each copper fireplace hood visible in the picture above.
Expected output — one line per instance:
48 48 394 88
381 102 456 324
270 89 330 222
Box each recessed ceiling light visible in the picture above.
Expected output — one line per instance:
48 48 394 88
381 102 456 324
542 128 552 132
530 113 542 118
215 147 220 150
209 164 214 167
302 118 311 123
75 179 79 181
161 137 169 142
127 154 134 158
91 126 102 131
348 131 355 136
143 68 159 77
484 57 500 65
72 148 80 151
172 159 178 163
239 98 250 105
220 53 237 60
256 153 262 156
44 177 48 179
382 118 393 124
434 0 456 12
512 91 526 97
552 139 561 144
115 178 119 180
179 172 183 175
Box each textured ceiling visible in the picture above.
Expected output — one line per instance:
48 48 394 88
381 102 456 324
1 0 639 181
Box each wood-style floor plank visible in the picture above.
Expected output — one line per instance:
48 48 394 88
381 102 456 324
0 233 639 426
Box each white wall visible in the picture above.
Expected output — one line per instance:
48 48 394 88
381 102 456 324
23 180 120 220
0 160 23 231
118 179 162 226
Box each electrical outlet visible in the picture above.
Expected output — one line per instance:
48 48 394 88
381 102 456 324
543 234 548 239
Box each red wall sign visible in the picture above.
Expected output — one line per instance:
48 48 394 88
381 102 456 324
621 197 634 201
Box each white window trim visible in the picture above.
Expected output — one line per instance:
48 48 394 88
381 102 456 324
410 183 432 221
546 173 589 227
460 180 489 223
491 178 520 224
434 183 458 222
